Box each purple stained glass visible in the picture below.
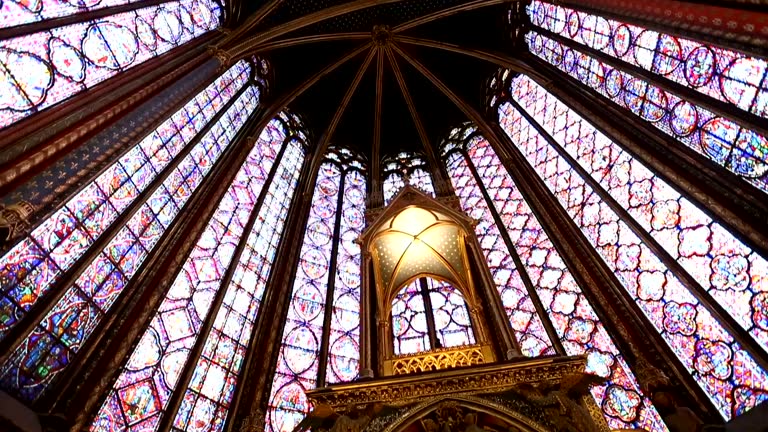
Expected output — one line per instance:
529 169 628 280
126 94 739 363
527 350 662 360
0 63 255 403
0 0 222 131
326 168 365 385
444 147 554 357
499 77 768 419
172 137 305 432
382 153 434 204
508 75 768 357
527 32 768 194
446 136 665 430
392 280 431 355
266 149 366 432
528 0 768 118
91 115 291 432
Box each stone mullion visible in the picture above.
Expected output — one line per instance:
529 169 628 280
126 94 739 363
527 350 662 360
156 126 293 432
523 54 768 263
458 150 565 357
226 156 315 432
0 33 218 196
555 0 768 58
62 105 266 431
419 278 440 348
0 80 252 369
486 120 721 421
317 168 346 387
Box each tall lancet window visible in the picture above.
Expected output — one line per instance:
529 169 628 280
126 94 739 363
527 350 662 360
497 74 768 419
525 0 768 193
0 59 262 402
89 113 307 431
391 276 475 355
444 127 666 431
266 147 366 432
0 0 222 131
382 152 435 204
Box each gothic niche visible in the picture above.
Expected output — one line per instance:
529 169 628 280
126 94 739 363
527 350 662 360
358 186 497 376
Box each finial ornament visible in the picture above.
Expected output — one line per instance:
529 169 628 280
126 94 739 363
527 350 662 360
0 201 34 244
372 25 392 46
209 46 233 68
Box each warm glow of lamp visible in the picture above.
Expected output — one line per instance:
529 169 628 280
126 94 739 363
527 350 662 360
371 205 470 298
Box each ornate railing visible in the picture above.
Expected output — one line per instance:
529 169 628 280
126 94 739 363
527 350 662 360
384 344 494 375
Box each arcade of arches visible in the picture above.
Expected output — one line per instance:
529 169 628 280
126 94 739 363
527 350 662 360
0 0 768 431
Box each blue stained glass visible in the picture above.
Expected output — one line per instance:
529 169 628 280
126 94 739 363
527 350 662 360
0 62 256 402
267 148 366 432
91 114 298 432
527 32 768 193
0 0 222 131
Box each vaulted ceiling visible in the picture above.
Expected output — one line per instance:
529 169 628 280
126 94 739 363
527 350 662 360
220 0 521 163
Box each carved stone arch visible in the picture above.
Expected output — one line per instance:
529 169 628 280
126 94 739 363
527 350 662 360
379 395 549 432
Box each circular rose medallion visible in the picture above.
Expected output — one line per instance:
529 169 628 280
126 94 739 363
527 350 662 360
684 46 716 88
283 326 318 374
670 100 698 136
301 248 328 280
612 25 632 57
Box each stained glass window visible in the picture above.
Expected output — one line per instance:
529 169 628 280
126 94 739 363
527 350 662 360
0 60 255 403
526 1 768 194
498 75 768 419
1 0 185 29
382 152 434 203
90 114 305 431
0 0 221 131
391 277 475 356
266 148 366 432
444 131 666 431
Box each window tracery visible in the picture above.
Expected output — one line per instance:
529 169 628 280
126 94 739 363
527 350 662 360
444 130 666 431
0 60 260 402
526 0 768 194
391 277 475 356
497 74 768 419
266 147 366 432
382 152 435 203
90 113 306 431
0 0 222 131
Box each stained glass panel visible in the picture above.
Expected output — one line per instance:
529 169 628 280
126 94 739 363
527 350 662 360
507 75 768 355
447 137 665 430
499 78 768 418
266 151 366 432
0 0 221 131
326 169 365 384
0 61 249 353
425 278 475 349
528 0 768 118
444 151 554 357
266 162 341 432
172 138 305 432
89 114 289 432
391 280 431 355
527 32 768 193
1 0 211 30
382 153 434 204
